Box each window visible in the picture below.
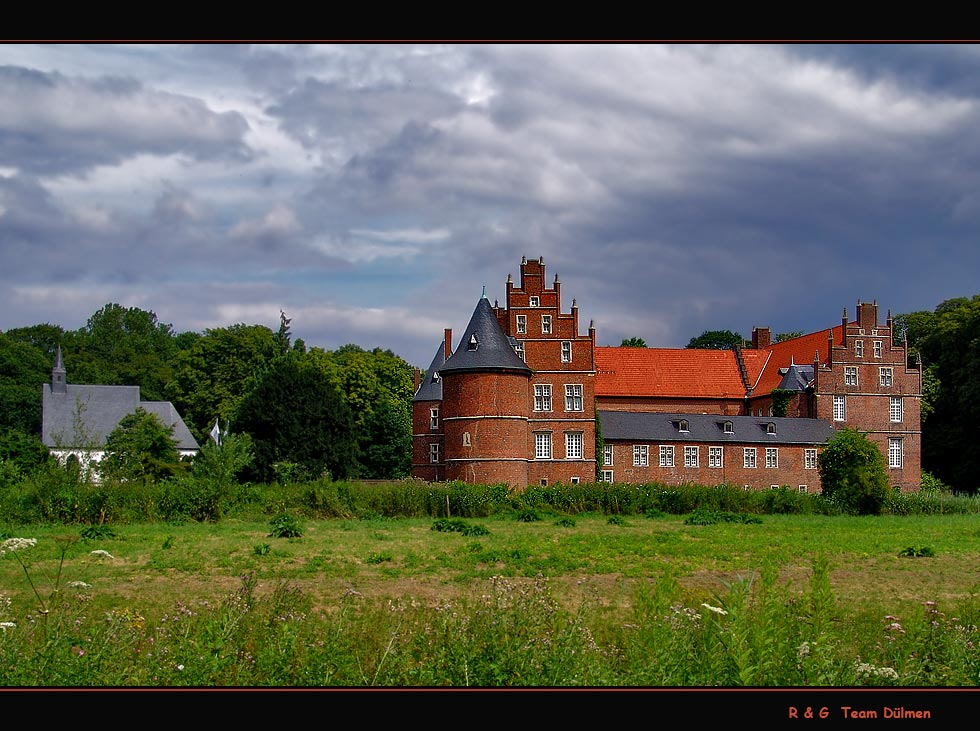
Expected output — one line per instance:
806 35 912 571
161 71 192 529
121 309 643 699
570 476 580 484
844 366 857 386
770 485 780 490
889 437 903 468
766 422 776 435
890 397 903 423
514 341 525 361
534 432 552 459
833 395 846 422
799 485 808 493
660 445 674 467
633 445 648 467
765 447 778 469
855 340 864 358
429 443 439 463
603 444 613 466
566 432 583 459
684 446 699 468
534 384 552 411
561 341 572 363
744 448 757 468
805 448 817 470
678 419 689 432
541 315 552 334
529 296 539 307
540 478 548 486
874 341 882 358
723 420 734 434
462 432 471 446
880 367 893 387
516 315 526 334
430 407 439 430
601 470 614 483
708 446 723 468
564 384 583 411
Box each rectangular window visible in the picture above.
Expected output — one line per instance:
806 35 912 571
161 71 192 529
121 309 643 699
805 448 817 470
765 447 778 469
708 446 723 468
570 476 580 484
534 384 551 411
603 444 613 466
880 367 893 387
874 341 882 358
844 366 857 386
429 443 439 463
744 448 757 468
429 407 439 430
890 396 903 423
833 395 846 422
684 446 699 468
889 437 903 469
799 485 808 493
529 296 539 307
561 341 572 363
534 432 552 459
565 432 583 459
855 340 864 358
601 470 614 483
514 342 525 361
633 445 648 467
541 315 552 334
659 445 674 467
564 384 583 412
516 315 526 334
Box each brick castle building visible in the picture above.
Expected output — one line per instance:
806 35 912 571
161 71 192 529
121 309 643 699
412 256 922 492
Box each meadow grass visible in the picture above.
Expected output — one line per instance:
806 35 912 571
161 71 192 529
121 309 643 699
1 510 978 687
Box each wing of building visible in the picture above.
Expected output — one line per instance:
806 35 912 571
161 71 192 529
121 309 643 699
413 256 922 493
41 346 200 473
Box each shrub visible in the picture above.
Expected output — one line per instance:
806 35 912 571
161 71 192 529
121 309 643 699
80 525 116 540
898 545 935 558
817 428 890 516
268 513 303 538
516 510 541 523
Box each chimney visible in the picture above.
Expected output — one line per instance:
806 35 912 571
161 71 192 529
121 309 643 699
444 328 453 360
857 300 878 330
752 326 771 349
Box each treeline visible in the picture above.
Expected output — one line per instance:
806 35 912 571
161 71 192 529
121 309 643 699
0 304 416 482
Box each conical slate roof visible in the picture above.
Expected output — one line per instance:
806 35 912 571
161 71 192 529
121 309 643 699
777 360 815 392
440 297 532 374
412 342 447 402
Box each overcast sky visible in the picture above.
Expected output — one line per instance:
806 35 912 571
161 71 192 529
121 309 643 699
2 43 979 368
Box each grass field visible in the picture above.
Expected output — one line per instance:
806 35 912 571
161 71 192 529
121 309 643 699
2 509 978 687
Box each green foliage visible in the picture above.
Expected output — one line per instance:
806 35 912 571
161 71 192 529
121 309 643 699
516 509 541 522
0 331 52 435
620 337 647 347
431 518 491 536
555 517 576 527
898 545 935 558
920 470 952 494
0 430 51 476
774 331 804 342
100 407 182 483
269 513 303 538
686 329 745 350
254 543 271 556
684 508 763 525
366 551 393 564
817 428 890 515
769 388 793 418
80 525 116 540
607 515 626 526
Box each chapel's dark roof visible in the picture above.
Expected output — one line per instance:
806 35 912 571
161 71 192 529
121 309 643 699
412 342 447 402
598 411 835 445
777 361 815 392
439 297 532 374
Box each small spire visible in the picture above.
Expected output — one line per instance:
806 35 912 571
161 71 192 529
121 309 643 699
481 285 487 299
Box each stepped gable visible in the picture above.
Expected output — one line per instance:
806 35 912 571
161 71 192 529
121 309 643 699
412 343 447 402
440 296 532 374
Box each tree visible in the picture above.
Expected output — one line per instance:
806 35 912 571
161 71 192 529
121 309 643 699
817 428 891 515
686 330 745 350
620 337 647 348
232 352 356 483
192 431 254 491
774 331 804 343
100 407 181 482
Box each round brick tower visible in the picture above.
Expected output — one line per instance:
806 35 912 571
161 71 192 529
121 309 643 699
439 296 532 490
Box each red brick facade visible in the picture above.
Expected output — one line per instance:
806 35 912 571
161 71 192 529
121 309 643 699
413 258 922 492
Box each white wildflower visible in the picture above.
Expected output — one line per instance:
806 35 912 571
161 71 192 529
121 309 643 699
0 537 37 556
89 550 114 560
701 602 729 616
797 641 811 660
68 581 92 589
0 621 16 630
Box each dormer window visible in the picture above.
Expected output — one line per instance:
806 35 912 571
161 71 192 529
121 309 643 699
766 422 776 435
723 421 734 434
529 296 540 307
468 334 479 350
678 419 689 432
432 371 440 382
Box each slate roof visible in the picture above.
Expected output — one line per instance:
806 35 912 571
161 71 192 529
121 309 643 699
42 383 200 451
598 411 836 445
595 347 749 399
776 361 815 392
440 297 532 374
412 342 447 402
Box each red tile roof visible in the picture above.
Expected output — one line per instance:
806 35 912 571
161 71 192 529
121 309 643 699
595 347 748 399
753 324 845 394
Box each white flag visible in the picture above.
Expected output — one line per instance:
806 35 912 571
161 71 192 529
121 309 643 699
210 418 221 445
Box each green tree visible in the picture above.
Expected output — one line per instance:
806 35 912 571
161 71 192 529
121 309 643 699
0 332 52 436
817 428 890 515
774 331 804 343
686 329 745 350
192 431 254 492
100 407 181 482
232 352 356 483
620 337 647 348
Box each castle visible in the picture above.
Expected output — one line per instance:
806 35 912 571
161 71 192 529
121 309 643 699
412 256 922 492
